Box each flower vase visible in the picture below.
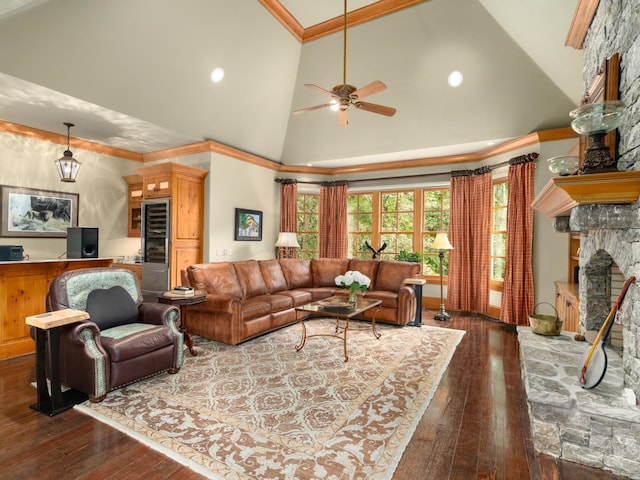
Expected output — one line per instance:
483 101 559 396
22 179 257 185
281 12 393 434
348 288 358 307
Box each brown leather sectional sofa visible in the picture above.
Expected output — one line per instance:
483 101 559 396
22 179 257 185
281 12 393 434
181 258 421 345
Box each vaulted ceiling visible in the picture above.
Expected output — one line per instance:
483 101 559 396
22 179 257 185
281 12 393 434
0 0 584 168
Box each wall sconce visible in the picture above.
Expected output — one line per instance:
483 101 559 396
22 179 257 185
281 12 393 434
431 232 454 321
275 232 300 259
54 122 81 182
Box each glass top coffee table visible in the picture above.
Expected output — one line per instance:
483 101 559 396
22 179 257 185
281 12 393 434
294 296 382 362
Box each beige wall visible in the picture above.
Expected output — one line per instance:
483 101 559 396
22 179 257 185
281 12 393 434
0 131 141 260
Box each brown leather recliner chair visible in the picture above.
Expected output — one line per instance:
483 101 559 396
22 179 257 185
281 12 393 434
45 267 183 402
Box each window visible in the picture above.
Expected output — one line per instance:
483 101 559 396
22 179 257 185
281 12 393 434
491 181 508 281
347 193 374 259
380 191 415 260
296 193 319 259
422 188 450 275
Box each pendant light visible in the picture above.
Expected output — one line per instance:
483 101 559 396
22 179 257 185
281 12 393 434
54 122 81 182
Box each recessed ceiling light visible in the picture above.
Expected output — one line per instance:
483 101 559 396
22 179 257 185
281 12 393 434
210 67 225 83
447 71 463 88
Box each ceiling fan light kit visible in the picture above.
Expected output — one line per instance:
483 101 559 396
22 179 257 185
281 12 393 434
293 0 396 125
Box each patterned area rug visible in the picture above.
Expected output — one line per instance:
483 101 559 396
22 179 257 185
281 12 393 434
75 319 464 479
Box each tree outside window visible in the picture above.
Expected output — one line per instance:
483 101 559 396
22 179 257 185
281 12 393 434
347 193 374 259
296 193 319 259
491 181 508 281
380 191 414 261
422 188 450 275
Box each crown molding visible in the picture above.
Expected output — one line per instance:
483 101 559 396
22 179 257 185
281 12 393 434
1 119 577 176
0 119 143 162
566 0 599 49
259 0 428 43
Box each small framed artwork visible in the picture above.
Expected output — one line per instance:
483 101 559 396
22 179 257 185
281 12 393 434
1 185 79 238
234 208 263 241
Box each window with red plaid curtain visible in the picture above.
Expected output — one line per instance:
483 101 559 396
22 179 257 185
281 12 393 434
319 182 348 258
447 168 492 314
500 154 537 325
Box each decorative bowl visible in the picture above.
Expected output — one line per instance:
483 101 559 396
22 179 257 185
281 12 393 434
569 100 626 135
547 156 579 176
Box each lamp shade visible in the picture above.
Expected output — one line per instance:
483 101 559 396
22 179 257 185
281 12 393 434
431 232 453 250
275 232 300 248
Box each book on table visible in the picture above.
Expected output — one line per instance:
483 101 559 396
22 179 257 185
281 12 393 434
164 286 195 297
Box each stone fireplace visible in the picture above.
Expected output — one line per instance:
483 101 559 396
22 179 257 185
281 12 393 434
520 1 640 476
571 203 640 399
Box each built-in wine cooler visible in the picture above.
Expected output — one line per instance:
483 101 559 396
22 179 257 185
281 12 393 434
141 197 170 300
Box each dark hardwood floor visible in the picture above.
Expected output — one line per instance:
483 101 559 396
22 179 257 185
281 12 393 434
0 312 626 480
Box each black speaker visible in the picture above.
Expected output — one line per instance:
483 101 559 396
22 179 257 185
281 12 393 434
67 227 99 258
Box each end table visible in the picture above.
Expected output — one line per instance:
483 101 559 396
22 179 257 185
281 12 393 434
26 309 90 415
158 290 207 356
403 278 426 327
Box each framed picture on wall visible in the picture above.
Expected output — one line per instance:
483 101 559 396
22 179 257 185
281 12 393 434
234 208 263 241
1 185 79 238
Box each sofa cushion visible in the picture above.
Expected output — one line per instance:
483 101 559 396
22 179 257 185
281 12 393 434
234 260 268 298
348 259 380 290
86 286 139 330
100 324 174 362
188 263 243 298
279 259 312 289
311 258 350 287
375 261 421 292
259 260 288 293
239 297 272 321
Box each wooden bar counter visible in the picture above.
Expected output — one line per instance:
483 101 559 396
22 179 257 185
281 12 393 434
0 258 112 360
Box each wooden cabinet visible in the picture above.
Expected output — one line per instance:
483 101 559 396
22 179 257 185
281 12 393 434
569 233 580 283
123 175 143 237
143 172 172 198
0 258 113 360
134 162 208 288
555 282 579 333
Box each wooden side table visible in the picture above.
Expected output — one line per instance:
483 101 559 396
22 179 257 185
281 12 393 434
26 309 90 416
403 278 426 327
157 290 207 356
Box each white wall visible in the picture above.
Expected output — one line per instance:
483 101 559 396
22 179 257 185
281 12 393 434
205 153 280 262
533 138 578 306
0 131 141 260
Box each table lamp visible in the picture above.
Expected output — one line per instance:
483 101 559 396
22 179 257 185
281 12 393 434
275 232 300 259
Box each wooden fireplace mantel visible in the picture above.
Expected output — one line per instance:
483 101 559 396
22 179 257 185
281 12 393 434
531 170 640 217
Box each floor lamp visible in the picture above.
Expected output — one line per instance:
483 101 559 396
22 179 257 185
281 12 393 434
275 232 300 259
431 232 454 321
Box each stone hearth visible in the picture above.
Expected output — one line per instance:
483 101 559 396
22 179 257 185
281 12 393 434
518 327 640 478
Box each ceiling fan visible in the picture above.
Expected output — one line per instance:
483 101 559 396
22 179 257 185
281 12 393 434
292 0 397 126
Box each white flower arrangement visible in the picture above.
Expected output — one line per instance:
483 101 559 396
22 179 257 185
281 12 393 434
335 270 371 294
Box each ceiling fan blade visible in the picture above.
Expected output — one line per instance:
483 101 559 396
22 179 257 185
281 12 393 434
304 84 336 97
338 108 349 126
355 101 397 117
292 103 332 115
352 80 387 100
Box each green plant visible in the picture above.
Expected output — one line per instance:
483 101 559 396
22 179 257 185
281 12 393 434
395 249 422 262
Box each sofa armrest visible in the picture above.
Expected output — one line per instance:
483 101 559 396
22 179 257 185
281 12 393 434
193 294 241 315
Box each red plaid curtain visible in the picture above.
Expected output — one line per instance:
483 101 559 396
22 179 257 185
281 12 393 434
448 168 492 314
279 181 297 258
501 155 536 325
319 182 348 258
